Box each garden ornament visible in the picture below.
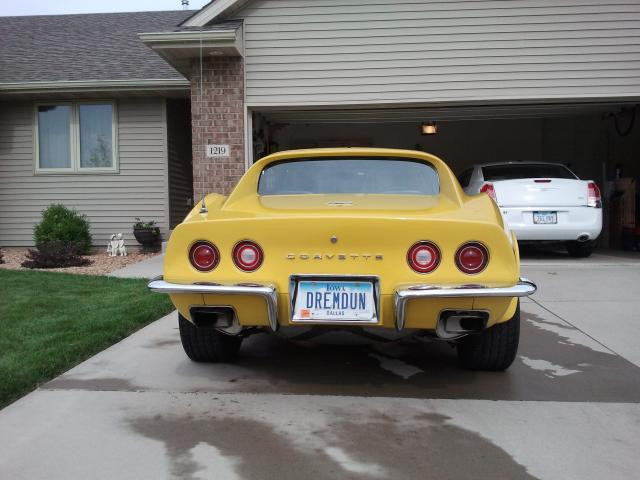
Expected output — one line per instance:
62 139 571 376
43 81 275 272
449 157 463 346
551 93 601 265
107 234 118 257
107 233 127 256
116 233 127 256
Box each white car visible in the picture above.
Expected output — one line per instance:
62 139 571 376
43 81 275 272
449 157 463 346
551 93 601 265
458 162 602 257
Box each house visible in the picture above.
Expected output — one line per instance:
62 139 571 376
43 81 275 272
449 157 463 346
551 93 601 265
0 10 194 247
2 1 640 248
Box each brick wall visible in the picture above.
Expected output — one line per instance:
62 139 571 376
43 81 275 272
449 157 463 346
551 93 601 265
190 56 245 201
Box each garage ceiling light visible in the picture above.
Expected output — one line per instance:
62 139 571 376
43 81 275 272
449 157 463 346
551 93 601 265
421 122 438 135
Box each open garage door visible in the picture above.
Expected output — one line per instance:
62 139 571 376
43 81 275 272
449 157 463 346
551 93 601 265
251 102 640 250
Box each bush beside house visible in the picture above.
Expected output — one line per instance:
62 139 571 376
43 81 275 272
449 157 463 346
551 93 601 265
34 204 92 254
21 205 93 269
21 241 91 269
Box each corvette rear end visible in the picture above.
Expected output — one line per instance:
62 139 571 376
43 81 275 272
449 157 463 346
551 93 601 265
149 148 536 370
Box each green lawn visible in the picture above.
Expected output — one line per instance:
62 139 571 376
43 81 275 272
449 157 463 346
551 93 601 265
0 269 174 408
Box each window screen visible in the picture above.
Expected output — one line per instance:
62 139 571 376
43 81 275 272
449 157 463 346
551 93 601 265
37 105 71 169
79 104 113 169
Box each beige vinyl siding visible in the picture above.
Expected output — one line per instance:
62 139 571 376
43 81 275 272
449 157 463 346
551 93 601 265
0 99 169 247
237 0 640 106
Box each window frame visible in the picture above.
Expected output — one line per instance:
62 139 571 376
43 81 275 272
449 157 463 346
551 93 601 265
33 102 74 173
34 101 118 174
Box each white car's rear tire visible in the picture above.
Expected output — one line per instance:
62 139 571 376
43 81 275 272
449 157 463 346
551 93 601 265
457 302 520 371
178 314 242 362
566 241 593 258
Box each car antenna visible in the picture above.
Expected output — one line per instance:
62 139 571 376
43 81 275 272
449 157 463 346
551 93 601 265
199 197 208 214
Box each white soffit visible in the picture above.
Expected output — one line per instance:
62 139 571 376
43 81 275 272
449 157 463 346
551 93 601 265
139 29 243 77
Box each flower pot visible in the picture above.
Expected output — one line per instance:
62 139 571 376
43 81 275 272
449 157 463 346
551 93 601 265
133 228 160 252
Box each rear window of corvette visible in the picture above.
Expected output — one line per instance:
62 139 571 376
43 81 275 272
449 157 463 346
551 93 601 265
258 157 439 196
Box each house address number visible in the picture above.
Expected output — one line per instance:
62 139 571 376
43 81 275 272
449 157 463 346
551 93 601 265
206 144 230 157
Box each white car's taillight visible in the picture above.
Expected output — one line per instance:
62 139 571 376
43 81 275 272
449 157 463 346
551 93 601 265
480 183 497 203
587 182 602 208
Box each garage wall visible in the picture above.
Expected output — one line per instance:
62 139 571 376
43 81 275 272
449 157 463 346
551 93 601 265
236 0 640 106
541 114 640 181
0 99 169 247
270 116 614 183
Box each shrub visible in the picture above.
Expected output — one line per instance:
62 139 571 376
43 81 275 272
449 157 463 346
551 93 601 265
21 241 91 269
0 248 4 264
34 204 92 254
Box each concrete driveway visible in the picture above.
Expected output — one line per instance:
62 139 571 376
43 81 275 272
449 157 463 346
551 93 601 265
1 251 639 479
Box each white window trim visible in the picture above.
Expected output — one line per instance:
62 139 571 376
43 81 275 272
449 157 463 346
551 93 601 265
34 101 119 174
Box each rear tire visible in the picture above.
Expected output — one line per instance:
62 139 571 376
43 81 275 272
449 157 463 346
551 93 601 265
565 241 593 258
457 302 520 371
178 314 242 362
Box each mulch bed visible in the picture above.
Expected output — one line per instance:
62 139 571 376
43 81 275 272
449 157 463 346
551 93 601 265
0 247 158 276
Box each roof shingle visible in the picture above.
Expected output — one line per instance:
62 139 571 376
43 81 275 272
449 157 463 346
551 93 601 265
0 10 195 84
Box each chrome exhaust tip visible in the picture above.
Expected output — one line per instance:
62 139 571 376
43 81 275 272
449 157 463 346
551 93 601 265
436 310 489 340
577 234 590 242
189 306 235 329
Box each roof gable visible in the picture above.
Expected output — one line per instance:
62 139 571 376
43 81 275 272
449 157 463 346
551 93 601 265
180 0 251 27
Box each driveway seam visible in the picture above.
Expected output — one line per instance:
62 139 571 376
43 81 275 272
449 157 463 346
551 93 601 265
529 297 623 358
34 388 640 404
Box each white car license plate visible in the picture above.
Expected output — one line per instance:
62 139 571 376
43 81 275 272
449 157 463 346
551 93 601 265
533 211 557 224
293 280 375 322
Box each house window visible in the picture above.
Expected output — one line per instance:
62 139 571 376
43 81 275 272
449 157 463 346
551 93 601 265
36 102 117 173
37 105 72 169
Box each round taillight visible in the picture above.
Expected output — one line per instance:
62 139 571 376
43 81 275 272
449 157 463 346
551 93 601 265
189 241 219 272
456 242 489 274
233 240 263 272
407 241 440 274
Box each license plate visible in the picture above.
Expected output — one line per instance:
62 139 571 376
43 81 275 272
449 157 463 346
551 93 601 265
293 280 375 322
533 211 557 224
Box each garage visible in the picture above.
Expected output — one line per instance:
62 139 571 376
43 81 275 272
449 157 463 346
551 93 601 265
138 0 640 254
251 102 640 251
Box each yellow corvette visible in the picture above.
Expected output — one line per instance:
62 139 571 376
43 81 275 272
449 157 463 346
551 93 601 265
149 148 536 370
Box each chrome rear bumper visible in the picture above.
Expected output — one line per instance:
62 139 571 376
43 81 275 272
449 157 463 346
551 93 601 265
149 276 536 334
394 278 537 331
148 277 279 332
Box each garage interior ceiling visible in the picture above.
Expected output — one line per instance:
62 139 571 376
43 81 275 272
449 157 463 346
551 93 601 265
258 101 639 124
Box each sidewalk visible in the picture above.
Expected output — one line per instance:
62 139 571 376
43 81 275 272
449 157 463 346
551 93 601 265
109 254 163 279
